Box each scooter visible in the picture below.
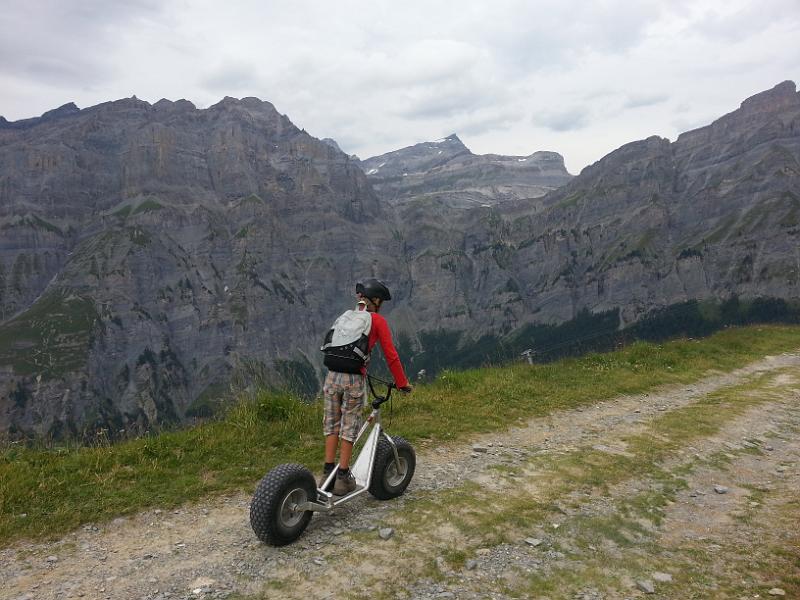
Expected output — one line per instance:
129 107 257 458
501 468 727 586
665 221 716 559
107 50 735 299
249 375 416 546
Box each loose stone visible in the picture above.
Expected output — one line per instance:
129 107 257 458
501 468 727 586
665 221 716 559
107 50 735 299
768 589 786 596
713 485 729 494
524 538 543 547
636 580 655 594
652 572 673 583
378 528 395 540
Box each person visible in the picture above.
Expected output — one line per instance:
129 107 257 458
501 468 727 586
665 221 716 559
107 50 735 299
321 278 413 495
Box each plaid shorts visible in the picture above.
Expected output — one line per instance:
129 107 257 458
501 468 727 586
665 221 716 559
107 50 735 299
322 371 366 442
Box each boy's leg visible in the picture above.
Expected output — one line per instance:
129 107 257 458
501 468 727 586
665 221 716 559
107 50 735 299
338 439 354 469
337 373 365 470
322 372 342 464
332 374 365 496
324 434 338 463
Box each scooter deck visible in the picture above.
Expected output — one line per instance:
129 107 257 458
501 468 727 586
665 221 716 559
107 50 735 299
350 425 381 487
315 425 382 507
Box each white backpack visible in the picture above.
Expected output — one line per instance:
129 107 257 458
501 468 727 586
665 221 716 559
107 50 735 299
320 309 372 373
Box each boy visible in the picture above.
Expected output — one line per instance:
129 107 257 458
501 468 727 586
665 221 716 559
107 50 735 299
322 278 413 495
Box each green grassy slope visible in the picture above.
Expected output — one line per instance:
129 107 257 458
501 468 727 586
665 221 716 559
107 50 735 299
1 324 799 546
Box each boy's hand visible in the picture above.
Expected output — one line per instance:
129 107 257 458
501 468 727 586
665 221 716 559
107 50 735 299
400 385 413 393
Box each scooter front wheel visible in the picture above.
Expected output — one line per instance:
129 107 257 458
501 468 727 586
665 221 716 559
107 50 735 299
369 436 416 500
250 463 316 546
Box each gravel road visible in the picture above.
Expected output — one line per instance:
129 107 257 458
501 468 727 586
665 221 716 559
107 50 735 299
2 352 799 600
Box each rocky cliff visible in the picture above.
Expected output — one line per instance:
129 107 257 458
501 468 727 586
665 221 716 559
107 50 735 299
359 134 572 208
387 81 800 346
1 81 799 440
0 96 405 438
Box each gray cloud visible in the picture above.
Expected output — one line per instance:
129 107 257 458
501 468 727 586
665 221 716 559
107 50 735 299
201 60 260 93
476 0 666 76
691 0 800 41
459 111 522 137
0 0 164 87
533 107 591 132
623 93 670 109
0 0 797 173
396 85 506 121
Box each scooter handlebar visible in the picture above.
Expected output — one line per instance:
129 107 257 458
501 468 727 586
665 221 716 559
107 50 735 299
369 379 395 409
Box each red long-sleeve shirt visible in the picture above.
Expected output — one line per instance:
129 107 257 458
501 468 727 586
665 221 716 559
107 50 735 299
363 312 409 388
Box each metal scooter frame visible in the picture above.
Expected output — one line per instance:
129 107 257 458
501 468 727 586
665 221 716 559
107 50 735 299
297 377 402 512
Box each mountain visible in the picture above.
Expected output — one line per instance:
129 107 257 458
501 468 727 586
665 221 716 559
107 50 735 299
320 138 344 154
0 96 405 438
388 81 800 350
510 80 800 324
1 81 799 440
360 134 572 208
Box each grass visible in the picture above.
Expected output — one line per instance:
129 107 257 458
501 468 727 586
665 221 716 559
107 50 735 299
240 194 264 205
112 205 132 219
2 325 800 548
131 198 163 215
1 215 64 236
0 390 319 544
0 290 99 378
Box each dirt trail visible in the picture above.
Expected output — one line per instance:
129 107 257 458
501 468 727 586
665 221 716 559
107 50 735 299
2 353 799 600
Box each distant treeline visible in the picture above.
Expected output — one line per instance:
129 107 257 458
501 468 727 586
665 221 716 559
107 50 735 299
366 296 800 382
251 296 800 397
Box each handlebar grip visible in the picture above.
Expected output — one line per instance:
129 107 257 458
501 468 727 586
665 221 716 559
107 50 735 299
371 383 393 408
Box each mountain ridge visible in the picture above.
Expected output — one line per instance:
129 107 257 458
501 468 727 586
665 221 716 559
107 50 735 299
359 133 572 208
1 81 798 440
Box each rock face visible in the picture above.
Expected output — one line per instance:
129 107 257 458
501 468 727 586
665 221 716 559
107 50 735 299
1 81 799 439
0 96 403 438
386 81 800 341
360 134 573 207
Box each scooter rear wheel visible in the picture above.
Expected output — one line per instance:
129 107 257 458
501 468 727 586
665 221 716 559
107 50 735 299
250 463 316 546
369 436 416 500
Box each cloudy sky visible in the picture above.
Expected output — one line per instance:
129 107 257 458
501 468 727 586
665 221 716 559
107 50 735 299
1 0 798 174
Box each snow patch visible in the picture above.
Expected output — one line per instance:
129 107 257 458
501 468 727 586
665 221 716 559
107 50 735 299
517 158 527 162
366 168 379 175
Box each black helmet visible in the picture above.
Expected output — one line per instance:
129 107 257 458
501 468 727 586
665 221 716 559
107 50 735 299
356 278 391 302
